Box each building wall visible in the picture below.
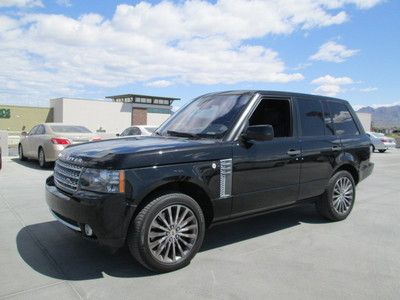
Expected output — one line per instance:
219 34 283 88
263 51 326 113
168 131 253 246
0 104 53 132
50 98 172 134
356 112 372 132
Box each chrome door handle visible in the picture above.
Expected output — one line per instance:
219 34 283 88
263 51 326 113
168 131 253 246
287 149 301 156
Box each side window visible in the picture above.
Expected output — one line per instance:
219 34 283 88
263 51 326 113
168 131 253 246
29 126 38 135
328 102 360 136
297 98 325 137
121 128 130 136
131 127 141 135
248 99 291 138
36 125 45 135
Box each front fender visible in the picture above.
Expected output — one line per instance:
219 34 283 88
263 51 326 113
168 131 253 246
126 161 220 206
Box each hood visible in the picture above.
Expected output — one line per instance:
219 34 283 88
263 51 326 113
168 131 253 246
59 136 231 169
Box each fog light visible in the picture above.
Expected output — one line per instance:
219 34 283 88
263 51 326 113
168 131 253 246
84 224 93 236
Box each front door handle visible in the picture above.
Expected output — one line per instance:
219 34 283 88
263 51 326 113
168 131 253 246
331 145 342 151
287 149 301 156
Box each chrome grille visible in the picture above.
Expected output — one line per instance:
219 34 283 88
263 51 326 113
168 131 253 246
54 160 83 193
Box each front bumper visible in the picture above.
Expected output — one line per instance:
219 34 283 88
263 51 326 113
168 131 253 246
45 176 135 249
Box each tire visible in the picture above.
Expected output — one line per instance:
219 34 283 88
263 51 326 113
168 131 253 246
378 149 386 153
370 144 375 153
316 170 356 221
18 144 27 161
127 193 205 273
38 147 49 168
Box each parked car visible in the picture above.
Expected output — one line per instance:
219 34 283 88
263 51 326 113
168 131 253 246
45 91 373 272
117 126 157 137
19 123 101 168
366 132 396 152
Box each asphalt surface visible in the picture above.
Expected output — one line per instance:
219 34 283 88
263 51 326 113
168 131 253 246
0 151 399 299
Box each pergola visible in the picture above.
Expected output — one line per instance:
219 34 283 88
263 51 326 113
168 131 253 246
106 94 180 106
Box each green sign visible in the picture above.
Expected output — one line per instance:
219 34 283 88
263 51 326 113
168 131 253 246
0 108 11 119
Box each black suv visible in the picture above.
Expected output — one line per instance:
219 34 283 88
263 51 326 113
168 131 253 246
46 91 373 272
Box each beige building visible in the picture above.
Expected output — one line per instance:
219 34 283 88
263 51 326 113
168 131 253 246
50 94 179 134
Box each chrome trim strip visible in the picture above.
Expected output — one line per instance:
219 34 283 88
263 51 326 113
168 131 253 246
50 210 81 232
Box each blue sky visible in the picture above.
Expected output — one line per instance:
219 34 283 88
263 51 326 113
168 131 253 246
0 0 399 109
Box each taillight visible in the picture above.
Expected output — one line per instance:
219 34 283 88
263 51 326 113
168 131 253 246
381 138 388 143
91 136 101 142
51 137 71 145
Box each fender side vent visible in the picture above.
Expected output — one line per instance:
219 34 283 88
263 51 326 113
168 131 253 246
220 159 232 198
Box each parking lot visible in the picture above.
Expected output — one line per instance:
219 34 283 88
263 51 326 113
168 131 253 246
0 151 399 299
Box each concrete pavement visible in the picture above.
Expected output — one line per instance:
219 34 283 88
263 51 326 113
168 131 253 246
0 151 399 299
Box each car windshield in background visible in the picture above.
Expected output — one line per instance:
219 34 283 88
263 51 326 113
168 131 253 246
50 125 92 133
145 127 156 133
159 93 251 139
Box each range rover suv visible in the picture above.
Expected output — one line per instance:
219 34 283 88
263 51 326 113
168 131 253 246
45 91 373 272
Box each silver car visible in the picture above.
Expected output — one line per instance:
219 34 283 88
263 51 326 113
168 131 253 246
19 123 100 168
366 132 396 153
117 125 157 137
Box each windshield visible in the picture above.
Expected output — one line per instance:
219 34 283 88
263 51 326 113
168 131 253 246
158 93 251 139
50 125 92 133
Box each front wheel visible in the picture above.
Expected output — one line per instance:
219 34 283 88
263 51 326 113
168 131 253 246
128 193 205 272
316 171 356 221
18 144 26 161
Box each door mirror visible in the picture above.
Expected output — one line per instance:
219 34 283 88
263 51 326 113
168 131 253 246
242 125 274 141
21 131 27 137
116 133 120 137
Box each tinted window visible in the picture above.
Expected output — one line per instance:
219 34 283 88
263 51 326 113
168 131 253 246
249 99 291 138
50 125 91 133
131 127 141 135
298 99 324 137
328 102 360 136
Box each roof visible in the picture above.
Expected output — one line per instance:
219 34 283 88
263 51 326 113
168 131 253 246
208 90 348 102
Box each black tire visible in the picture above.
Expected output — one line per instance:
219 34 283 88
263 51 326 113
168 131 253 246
127 193 205 273
38 147 49 168
378 149 386 153
316 170 356 221
18 144 27 161
370 144 375 153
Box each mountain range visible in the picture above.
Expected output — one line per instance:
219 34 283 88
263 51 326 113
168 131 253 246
357 105 400 128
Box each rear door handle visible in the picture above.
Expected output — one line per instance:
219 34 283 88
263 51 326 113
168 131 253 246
287 149 301 156
331 145 342 151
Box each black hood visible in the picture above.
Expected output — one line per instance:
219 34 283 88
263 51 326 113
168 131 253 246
59 136 232 169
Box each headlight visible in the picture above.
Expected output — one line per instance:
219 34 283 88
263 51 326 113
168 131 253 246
79 168 125 193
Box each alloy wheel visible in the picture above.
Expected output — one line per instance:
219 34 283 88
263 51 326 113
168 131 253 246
332 177 354 214
147 204 198 264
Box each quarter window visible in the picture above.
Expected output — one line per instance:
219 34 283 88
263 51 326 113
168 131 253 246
328 102 360 136
298 98 325 137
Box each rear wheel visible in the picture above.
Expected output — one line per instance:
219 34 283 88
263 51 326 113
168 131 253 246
127 193 205 272
18 144 26 161
38 148 49 168
370 144 375 153
378 149 386 153
316 170 355 221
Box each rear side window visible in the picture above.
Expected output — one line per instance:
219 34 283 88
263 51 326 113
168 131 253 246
328 102 360 136
36 125 45 135
297 98 325 137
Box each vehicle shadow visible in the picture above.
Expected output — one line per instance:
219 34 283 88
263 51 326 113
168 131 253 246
16 204 326 280
11 157 54 170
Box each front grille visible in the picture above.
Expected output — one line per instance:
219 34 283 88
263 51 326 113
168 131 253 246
54 160 83 194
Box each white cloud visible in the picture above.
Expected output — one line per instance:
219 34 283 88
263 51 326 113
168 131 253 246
359 87 378 92
310 41 359 62
145 80 173 88
56 0 71 7
0 0 383 103
0 0 42 7
311 75 354 96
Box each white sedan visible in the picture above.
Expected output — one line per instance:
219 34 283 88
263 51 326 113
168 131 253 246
117 126 157 137
366 132 396 153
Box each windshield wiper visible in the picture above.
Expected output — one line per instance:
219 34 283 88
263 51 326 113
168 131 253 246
166 130 200 139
